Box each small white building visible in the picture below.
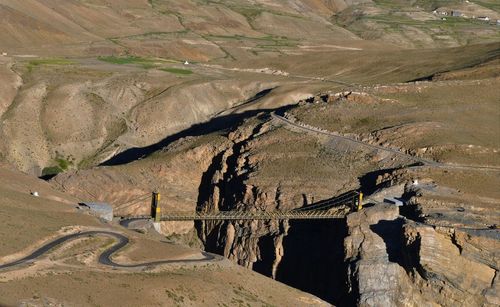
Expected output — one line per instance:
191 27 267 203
384 197 405 207
477 16 490 21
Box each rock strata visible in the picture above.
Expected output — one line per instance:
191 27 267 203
344 203 499 306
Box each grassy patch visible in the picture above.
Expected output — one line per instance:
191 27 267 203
42 155 73 176
98 55 165 69
205 34 297 52
115 30 190 40
415 0 467 10
373 0 417 9
475 0 500 11
55 157 71 170
207 34 294 43
26 58 74 72
160 67 193 75
343 9 499 46
230 6 264 21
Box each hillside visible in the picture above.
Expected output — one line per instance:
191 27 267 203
0 162 328 306
49 73 500 305
0 0 499 306
1 42 498 176
1 0 499 58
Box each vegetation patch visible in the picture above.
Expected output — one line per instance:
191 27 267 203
229 5 264 21
98 55 166 69
41 154 74 177
415 0 468 10
474 0 500 11
26 58 75 72
165 288 185 305
160 67 193 75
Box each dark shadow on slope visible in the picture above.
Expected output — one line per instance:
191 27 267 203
196 151 226 211
240 87 275 107
253 235 275 277
407 74 434 82
369 218 405 265
39 173 58 181
200 221 228 256
357 163 421 196
357 167 402 195
100 105 292 166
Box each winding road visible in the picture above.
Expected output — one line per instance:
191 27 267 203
0 230 217 271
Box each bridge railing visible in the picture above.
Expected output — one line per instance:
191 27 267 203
158 206 351 221
116 190 362 221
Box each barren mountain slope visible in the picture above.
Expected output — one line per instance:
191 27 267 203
1 0 497 58
0 0 357 56
1 41 498 176
0 0 499 306
0 162 328 306
0 59 287 175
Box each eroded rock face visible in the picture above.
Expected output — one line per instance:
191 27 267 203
403 223 498 306
344 204 499 306
344 204 427 306
197 119 290 271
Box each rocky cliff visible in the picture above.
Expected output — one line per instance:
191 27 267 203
191 113 499 305
345 203 498 306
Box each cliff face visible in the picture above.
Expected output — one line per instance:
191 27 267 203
345 204 499 306
196 118 290 272
194 115 373 303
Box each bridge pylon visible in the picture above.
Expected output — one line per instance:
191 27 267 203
357 192 363 211
151 192 161 222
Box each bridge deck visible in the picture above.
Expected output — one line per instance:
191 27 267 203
119 207 351 221
162 208 350 220
117 191 360 221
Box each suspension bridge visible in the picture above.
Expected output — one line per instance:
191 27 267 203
113 190 363 222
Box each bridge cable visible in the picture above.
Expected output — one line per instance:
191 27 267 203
114 193 151 212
